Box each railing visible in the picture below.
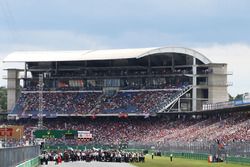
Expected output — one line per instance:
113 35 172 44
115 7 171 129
202 98 250 111
0 145 40 167
127 141 250 157
202 101 235 110
156 85 192 113
126 141 250 165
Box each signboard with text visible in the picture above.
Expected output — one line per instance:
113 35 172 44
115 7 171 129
0 125 24 139
33 130 77 139
78 131 92 139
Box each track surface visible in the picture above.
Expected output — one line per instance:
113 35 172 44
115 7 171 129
43 161 135 167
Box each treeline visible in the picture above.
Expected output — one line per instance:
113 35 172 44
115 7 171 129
229 93 249 101
0 87 7 111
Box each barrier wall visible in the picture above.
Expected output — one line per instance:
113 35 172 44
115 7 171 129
0 145 40 167
16 157 40 167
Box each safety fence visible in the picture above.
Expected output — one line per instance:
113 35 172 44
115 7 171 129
126 148 250 165
128 141 250 157
0 145 40 167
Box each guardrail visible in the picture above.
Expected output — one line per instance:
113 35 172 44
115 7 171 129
202 98 250 111
0 145 40 167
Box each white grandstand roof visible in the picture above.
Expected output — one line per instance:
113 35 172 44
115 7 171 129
3 47 212 64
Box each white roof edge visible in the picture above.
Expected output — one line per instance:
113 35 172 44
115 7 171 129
3 46 212 64
138 47 212 64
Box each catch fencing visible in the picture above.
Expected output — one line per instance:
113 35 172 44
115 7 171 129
127 141 250 165
128 141 250 157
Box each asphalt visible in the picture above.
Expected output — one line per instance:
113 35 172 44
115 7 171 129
43 161 135 167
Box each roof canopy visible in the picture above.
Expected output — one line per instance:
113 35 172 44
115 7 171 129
3 47 212 64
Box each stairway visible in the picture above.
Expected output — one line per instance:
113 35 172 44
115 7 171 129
157 85 192 113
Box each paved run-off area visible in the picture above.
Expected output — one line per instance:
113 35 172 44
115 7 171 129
44 161 135 167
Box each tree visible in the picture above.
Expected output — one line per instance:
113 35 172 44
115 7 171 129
0 87 7 111
234 94 243 101
228 94 234 101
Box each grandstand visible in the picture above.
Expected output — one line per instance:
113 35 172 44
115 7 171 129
3 46 229 117
2 47 250 166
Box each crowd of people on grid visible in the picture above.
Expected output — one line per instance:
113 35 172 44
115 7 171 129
40 149 145 165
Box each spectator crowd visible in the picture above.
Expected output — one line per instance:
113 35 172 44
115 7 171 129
2 113 250 148
12 89 182 115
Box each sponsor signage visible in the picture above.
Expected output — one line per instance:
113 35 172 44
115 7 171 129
0 125 24 139
33 130 77 139
78 131 92 139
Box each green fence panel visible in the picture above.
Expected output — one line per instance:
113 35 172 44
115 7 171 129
227 156 250 165
34 130 77 138
16 156 40 167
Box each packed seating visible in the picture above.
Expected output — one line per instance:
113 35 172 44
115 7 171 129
12 92 102 115
12 88 183 115
2 113 250 147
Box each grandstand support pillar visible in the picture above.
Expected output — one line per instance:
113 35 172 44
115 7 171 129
24 63 27 78
171 54 175 72
178 98 181 112
24 63 27 88
6 69 20 112
147 56 151 74
56 61 58 73
192 58 197 111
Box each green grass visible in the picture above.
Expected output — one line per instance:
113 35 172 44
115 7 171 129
131 155 248 167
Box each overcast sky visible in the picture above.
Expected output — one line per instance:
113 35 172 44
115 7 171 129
0 0 250 96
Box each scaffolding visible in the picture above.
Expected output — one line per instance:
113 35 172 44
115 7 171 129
38 73 44 129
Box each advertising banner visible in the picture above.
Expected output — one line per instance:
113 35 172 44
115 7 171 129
0 125 24 139
78 131 92 139
33 130 77 139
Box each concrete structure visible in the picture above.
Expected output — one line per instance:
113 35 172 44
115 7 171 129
4 69 21 111
3 47 230 112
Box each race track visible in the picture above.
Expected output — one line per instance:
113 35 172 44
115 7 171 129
43 161 135 167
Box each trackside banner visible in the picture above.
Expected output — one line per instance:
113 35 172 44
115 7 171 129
0 125 24 139
78 131 92 139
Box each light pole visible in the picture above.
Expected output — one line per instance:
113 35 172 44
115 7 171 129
16 128 21 146
0 124 8 147
4 124 7 147
31 127 38 145
38 73 44 129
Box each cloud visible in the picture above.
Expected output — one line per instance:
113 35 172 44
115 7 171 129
0 29 109 52
1 28 250 97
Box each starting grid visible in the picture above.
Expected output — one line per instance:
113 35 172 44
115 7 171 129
45 161 136 167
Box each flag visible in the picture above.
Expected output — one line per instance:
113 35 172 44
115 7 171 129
118 113 128 118
91 114 96 120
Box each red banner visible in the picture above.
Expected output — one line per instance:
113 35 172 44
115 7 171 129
0 126 24 139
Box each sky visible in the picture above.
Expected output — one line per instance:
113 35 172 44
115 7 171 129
0 0 250 96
